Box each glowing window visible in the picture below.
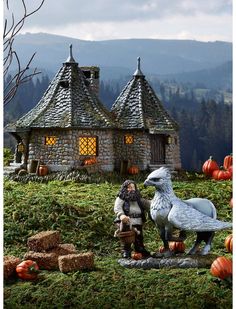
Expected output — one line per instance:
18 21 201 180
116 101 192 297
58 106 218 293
45 136 57 145
124 134 134 145
79 136 97 156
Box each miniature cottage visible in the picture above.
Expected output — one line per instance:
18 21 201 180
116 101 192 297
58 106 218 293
5 46 181 173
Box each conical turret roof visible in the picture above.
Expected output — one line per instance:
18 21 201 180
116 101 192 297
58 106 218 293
111 57 178 132
7 45 115 131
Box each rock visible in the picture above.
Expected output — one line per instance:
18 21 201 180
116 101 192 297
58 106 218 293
118 254 217 269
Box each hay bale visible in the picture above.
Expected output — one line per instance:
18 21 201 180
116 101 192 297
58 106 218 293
24 251 59 270
4 256 21 280
27 231 61 252
48 243 78 255
58 252 94 273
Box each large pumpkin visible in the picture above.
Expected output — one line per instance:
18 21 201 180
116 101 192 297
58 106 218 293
225 234 233 253
169 241 185 253
212 168 232 181
128 166 139 175
223 154 233 170
228 165 233 176
210 256 232 280
202 156 219 176
16 260 39 280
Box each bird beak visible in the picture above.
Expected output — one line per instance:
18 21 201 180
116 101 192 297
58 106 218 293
144 179 151 187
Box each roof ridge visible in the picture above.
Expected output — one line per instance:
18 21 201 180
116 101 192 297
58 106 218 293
138 78 146 128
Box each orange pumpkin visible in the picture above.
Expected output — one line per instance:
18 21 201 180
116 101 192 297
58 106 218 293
228 165 233 176
225 234 233 253
16 260 39 280
84 157 97 165
223 154 233 170
131 252 143 260
128 166 139 175
169 241 185 253
210 256 232 280
212 168 232 181
202 156 219 176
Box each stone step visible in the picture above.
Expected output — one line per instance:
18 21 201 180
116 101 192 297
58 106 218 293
4 163 23 176
9 162 22 167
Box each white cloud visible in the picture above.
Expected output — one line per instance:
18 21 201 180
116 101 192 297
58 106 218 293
21 13 232 42
4 0 232 41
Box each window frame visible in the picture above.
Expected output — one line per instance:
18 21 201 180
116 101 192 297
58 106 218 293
44 136 57 146
78 135 98 156
124 134 134 145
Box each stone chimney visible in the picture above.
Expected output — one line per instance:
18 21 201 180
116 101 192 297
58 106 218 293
81 66 100 97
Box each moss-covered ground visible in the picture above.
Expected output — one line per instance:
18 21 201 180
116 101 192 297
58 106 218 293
4 174 233 308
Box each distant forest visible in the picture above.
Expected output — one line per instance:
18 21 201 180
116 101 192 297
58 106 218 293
4 74 232 172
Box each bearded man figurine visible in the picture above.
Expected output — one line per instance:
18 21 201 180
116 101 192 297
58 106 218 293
114 180 151 258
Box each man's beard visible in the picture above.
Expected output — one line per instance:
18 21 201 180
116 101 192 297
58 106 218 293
121 190 141 201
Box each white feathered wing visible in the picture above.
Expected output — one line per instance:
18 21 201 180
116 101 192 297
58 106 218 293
168 198 232 232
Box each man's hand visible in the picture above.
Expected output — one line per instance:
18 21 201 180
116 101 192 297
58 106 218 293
120 215 130 224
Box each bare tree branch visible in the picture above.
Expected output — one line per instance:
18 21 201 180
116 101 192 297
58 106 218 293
4 0 45 105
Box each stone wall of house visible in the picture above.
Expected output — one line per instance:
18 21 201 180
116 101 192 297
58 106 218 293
28 128 114 172
113 130 150 171
165 132 182 170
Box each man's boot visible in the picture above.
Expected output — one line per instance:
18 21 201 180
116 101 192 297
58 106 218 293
122 243 132 258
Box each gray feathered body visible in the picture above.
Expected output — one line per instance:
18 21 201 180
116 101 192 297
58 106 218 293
144 167 232 255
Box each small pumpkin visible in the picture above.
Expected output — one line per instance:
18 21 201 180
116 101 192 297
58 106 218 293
210 256 232 280
225 234 233 253
131 252 143 260
202 156 219 176
212 168 232 181
128 166 139 175
169 241 185 253
223 154 233 170
229 197 233 208
16 260 39 280
84 157 97 165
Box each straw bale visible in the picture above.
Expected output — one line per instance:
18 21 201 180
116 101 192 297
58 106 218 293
27 231 61 251
58 252 94 273
4 256 21 279
24 251 59 270
48 243 78 255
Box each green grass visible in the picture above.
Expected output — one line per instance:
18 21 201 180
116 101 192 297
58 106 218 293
4 177 232 308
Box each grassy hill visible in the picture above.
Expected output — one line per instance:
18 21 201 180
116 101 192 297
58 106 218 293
4 175 232 308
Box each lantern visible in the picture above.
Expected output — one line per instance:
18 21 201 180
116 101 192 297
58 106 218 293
17 142 24 153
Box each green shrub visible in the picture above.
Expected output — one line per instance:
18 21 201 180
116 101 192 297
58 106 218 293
4 148 13 166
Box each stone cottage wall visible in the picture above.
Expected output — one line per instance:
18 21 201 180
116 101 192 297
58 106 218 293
113 130 150 171
165 132 182 170
28 128 115 172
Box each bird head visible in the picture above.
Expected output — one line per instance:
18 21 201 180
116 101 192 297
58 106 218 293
144 167 172 190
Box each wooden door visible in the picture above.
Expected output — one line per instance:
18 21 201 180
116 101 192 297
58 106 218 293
150 135 166 164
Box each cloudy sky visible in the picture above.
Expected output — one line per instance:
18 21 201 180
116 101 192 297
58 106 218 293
5 0 232 42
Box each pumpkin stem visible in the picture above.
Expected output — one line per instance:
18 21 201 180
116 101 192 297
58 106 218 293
29 265 39 273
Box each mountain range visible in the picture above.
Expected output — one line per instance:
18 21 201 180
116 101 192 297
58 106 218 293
11 32 232 89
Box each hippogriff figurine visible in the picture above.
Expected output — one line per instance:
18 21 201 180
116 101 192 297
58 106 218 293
144 167 232 256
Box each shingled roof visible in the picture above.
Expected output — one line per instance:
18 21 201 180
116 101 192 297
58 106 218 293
6 45 115 132
111 57 178 133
